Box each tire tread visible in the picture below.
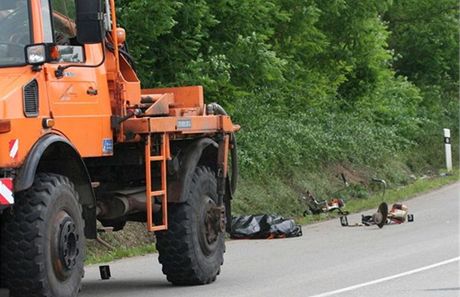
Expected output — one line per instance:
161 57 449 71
155 166 224 285
0 173 82 297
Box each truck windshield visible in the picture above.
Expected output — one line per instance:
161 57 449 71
0 1 31 67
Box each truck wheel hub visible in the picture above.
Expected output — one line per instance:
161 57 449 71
58 216 80 271
204 201 225 245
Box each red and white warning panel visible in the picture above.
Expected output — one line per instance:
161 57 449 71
9 139 19 160
0 178 14 206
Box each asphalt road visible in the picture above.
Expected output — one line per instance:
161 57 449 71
80 182 460 297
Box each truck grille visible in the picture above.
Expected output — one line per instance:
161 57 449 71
23 80 39 117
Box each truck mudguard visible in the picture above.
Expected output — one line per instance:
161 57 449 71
15 133 97 238
168 138 218 203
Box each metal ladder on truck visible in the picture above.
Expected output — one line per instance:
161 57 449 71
144 133 169 232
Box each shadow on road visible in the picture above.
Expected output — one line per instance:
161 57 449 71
81 279 173 295
81 278 222 296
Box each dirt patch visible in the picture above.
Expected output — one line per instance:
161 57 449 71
328 163 372 185
86 222 155 259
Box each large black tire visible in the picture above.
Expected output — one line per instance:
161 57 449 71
0 173 85 297
156 166 225 285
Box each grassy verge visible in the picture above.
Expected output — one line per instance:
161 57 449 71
86 169 458 265
86 244 156 265
85 222 155 265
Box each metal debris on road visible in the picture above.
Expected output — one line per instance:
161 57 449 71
340 202 414 228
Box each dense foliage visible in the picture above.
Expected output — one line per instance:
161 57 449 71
116 0 458 212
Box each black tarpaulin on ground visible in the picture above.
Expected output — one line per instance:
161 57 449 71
230 215 302 239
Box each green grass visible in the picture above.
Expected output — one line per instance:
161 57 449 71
85 244 156 265
296 169 459 225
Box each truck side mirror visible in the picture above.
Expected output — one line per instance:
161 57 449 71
76 0 104 44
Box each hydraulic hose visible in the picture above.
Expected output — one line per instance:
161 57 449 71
207 102 228 117
207 103 239 195
229 133 238 195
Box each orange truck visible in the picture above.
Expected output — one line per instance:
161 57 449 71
0 1 239 296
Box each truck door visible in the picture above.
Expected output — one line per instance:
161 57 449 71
42 0 112 157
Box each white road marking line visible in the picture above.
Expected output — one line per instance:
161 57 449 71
309 257 460 297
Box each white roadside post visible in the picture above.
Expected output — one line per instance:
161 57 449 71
443 128 452 172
